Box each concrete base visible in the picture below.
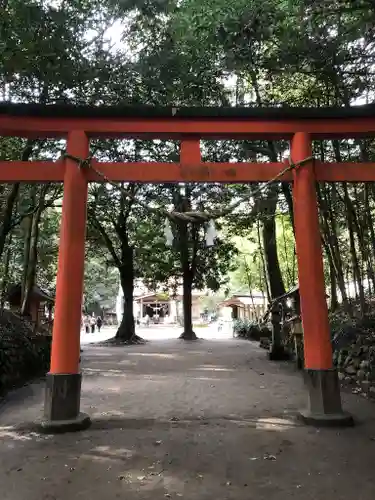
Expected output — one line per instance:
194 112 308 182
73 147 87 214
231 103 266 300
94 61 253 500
39 373 91 433
299 409 354 427
39 412 91 434
299 368 354 427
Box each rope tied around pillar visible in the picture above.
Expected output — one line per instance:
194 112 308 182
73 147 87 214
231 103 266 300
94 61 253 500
64 153 93 170
62 152 314 223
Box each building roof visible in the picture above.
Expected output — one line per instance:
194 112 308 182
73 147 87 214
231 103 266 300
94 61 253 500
271 284 329 305
233 292 267 299
134 293 169 302
219 294 267 308
219 298 246 308
134 290 203 302
272 285 300 302
6 284 54 304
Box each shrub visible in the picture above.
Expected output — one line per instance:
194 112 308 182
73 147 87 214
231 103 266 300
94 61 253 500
233 319 265 341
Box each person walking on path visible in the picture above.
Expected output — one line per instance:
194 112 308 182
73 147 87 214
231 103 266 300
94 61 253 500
84 315 90 334
90 314 96 333
144 313 150 327
96 315 103 332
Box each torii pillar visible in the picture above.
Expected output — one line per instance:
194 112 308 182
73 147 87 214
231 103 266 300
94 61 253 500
292 132 353 426
40 131 91 433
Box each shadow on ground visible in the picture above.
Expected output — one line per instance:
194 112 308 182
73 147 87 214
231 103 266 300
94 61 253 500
0 339 375 500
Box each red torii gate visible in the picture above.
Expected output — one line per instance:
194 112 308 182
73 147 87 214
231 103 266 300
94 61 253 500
2 103 374 432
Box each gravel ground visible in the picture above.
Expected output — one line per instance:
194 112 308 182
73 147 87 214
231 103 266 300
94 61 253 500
0 338 375 500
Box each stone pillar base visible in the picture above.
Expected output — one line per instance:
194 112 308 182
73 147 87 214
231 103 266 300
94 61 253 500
39 373 91 434
299 369 354 427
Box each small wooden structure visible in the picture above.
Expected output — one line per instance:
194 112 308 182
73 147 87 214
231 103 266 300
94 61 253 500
267 285 303 366
287 315 304 369
102 307 117 325
271 285 327 369
271 285 301 320
132 291 204 324
6 284 54 327
218 293 268 321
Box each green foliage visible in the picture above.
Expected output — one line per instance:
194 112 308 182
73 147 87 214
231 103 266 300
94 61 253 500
233 318 270 341
83 257 119 312
228 214 296 296
0 205 60 293
275 215 296 290
228 235 265 294
198 293 226 313
36 209 60 288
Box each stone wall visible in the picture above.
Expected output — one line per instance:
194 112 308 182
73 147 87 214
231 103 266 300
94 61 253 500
330 311 375 398
334 333 375 398
0 310 51 396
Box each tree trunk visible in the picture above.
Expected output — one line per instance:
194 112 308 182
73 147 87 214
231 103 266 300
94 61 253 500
21 213 33 312
179 220 197 340
242 256 258 320
0 233 13 310
349 184 375 301
180 264 196 340
321 231 341 312
262 206 286 299
343 182 366 315
173 186 198 341
280 215 293 288
366 185 375 293
317 184 350 310
20 185 36 314
21 216 37 316
116 278 135 342
327 249 339 311
281 182 295 234
257 219 271 302
116 249 136 342
0 184 20 261
20 185 49 315
261 191 287 359
21 192 46 315
0 140 35 260
332 140 367 312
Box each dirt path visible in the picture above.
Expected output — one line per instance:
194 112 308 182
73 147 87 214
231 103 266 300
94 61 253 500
0 339 375 500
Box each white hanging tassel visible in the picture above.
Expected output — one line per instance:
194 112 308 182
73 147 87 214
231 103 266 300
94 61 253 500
205 220 217 247
164 218 174 246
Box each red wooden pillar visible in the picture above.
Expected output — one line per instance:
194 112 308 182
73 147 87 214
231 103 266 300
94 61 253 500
292 132 353 426
41 130 91 433
180 138 201 164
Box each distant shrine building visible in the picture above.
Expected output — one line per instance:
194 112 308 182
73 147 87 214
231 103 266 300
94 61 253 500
115 280 205 325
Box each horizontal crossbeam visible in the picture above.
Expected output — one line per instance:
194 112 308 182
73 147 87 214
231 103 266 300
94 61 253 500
1 116 375 140
0 161 66 181
1 160 375 183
